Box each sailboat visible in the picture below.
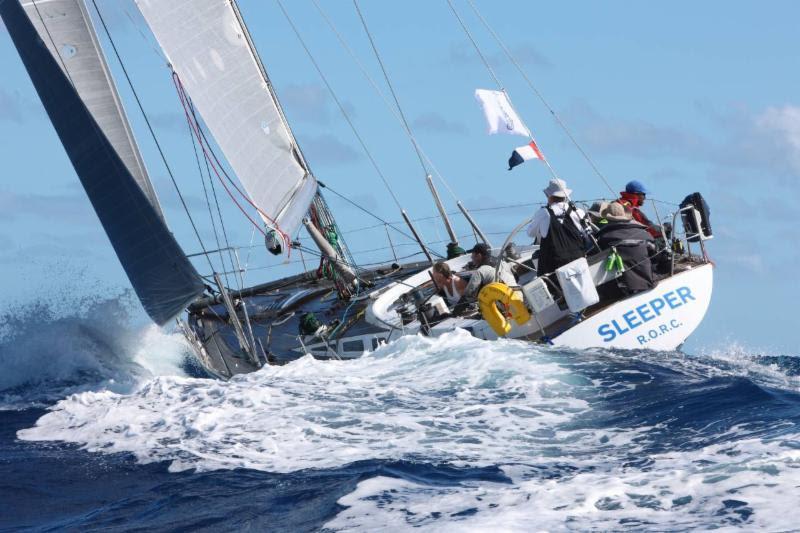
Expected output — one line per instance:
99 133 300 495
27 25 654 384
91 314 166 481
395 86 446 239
1 0 713 380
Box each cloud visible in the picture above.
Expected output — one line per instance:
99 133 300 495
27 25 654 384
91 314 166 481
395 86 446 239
298 134 360 165
566 102 800 184
280 83 333 125
446 42 551 70
751 105 800 175
564 102 713 160
411 112 468 135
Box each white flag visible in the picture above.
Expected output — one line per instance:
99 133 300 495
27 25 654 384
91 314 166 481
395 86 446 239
475 89 530 137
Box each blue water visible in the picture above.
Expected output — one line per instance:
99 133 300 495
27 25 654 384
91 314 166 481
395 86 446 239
2 300 800 531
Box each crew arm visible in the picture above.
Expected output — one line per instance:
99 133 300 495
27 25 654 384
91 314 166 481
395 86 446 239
526 208 549 240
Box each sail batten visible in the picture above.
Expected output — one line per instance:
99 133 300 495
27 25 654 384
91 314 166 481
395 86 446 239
2 0 204 325
136 0 317 240
21 0 163 218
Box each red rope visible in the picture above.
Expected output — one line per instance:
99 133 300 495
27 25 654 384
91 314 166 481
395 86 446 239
171 72 293 255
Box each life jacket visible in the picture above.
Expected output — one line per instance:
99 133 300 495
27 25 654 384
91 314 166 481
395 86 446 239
537 205 586 276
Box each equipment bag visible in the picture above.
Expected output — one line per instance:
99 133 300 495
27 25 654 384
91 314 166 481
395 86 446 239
556 257 600 313
679 192 712 242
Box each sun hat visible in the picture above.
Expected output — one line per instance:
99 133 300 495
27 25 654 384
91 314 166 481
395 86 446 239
542 178 572 198
588 201 609 221
601 201 633 223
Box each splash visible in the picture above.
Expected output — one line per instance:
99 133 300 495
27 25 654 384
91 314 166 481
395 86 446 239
0 291 191 409
14 330 800 530
19 330 589 471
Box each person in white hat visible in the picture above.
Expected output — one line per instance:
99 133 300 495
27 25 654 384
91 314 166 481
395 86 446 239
526 178 588 275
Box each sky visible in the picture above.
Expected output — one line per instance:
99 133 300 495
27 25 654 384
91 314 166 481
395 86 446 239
1 0 798 354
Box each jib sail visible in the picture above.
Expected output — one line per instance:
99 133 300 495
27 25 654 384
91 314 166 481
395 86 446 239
136 0 318 243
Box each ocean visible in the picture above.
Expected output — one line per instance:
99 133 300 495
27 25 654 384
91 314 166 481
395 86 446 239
2 299 799 532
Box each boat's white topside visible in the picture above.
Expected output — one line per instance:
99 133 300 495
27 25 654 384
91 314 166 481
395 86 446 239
552 263 713 350
365 254 713 352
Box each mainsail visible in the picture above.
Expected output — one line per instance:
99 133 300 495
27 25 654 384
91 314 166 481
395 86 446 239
1 0 204 325
136 0 317 241
21 0 163 217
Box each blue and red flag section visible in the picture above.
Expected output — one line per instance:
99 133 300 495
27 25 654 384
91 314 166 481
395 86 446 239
508 140 544 170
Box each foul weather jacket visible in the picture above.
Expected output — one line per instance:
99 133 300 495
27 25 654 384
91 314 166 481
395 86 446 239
595 221 655 295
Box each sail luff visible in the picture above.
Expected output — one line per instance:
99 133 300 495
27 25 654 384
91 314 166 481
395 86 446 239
228 0 311 174
135 0 317 241
22 0 164 219
2 0 204 325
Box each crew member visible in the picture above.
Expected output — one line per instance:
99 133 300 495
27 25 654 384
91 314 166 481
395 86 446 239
618 180 661 238
431 261 467 306
466 243 516 285
526 178 587 276
595 202 655 296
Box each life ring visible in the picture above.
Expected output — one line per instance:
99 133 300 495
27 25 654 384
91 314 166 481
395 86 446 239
478 282 532 336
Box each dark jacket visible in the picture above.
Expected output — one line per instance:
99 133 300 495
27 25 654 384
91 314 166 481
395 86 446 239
595 221 655 295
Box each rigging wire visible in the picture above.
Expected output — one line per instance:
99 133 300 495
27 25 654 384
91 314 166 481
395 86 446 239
184 88 247 285
351 0 428 175
444 0 600 249
172 73 270 242
186 112 233 288
319 182 421 244
310 0 465 206
445 0 503 90
446 0 566 182
464 0 616 196
274 0 403 213
89 0 215 274
276 1 444 264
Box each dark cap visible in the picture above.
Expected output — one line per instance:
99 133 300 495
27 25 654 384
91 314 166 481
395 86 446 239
468 242 491 256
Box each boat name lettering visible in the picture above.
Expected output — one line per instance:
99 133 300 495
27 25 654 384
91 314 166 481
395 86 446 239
596 286 695 342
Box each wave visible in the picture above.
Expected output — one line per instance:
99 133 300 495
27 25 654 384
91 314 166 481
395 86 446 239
12 327 800 529
0 291 192 409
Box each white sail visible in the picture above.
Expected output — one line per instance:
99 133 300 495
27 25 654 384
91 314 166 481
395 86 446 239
22 0 162 217
135 0 317 240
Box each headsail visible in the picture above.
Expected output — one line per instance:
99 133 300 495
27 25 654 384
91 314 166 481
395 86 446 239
1 0 204 325
22 0 163 217
136 0 317 241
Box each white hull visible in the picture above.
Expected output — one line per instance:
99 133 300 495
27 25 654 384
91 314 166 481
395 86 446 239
366 258 713 353
550 263 713 350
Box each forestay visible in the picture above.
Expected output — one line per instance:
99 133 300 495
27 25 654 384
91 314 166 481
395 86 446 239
2 0 204 325
136 0 317 240
22 0 163 218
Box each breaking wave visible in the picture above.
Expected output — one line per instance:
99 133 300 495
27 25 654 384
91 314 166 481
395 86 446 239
16 330 800 530
0 291 192 409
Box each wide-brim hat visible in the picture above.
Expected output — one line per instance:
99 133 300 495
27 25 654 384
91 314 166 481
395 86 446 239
588 201 609 220
542 178 572 198
601 201 633 222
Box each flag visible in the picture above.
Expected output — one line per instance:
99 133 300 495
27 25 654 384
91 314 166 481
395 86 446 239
475 89 530 137
508 140 544 170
